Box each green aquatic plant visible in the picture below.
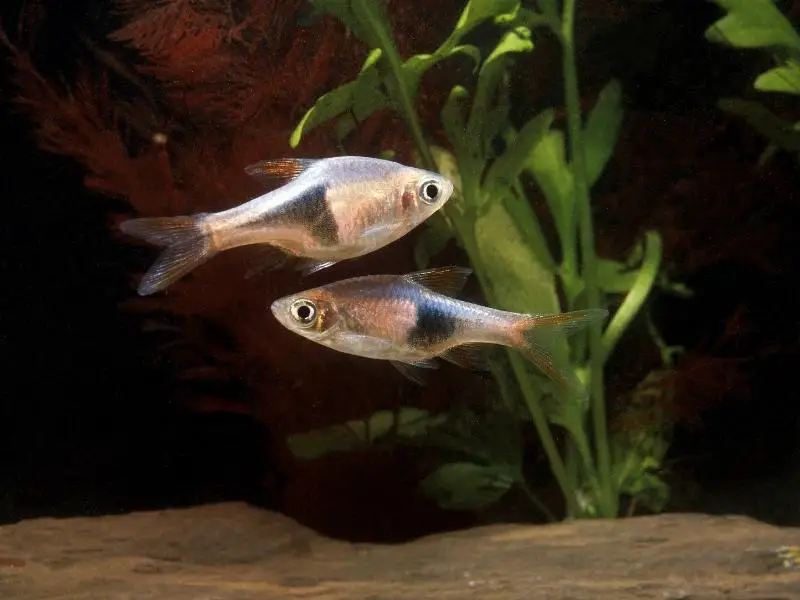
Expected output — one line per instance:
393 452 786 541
288 0 668 519
706 0 800 163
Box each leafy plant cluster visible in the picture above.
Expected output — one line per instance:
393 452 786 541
287 0 678 520
706 0 800 163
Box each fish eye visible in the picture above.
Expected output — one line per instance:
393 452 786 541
289 299 317 328
418 179 441 204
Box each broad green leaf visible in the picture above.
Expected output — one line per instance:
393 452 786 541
503 182 556 271
334 113 357 143
441 85 472 157
286 407 447 460
754 62 800 95
448 44 482 70
305 0 380 47
484 109 554 196
430 145 463 192
290 80 358 148
474 200 562 317
705 0 800 52
597 258 638 294
468 25 534 138
515 6 554 30
398 54 435 104
452 0 520 37
718 97 800 151
480 72 512 159
352 66 388 120
583 79 624 187
420 461 517 510
290 49 383 147
527 129 575 253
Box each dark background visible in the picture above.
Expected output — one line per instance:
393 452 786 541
1 0 798 535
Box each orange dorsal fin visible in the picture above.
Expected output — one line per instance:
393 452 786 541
244 158 320 186
403 266 472 298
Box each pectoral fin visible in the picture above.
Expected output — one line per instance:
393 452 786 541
359 223 395 242
295 259 339 276
440 343 491 371
390 359 438 386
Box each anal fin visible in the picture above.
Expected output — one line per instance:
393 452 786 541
440 343 491 371
242 244 294 280
390 359 438 386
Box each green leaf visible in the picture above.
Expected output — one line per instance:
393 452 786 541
441 85 472 158
484 109 554 196
754 62 800 95
334 113 357 143
306 0 387 48
397 54 435 104
705 0 800 52
448 44 482 70
468 25 535 138
527 129 575 255
352 63 389 120
430 145 463 194
452 0 520 37
290 80 358 148
503 182 556 272
583 79 624 187
286 407 447 460
481 82 512 159
597 258 639 294
474 199 563 317
718 97 800 151
420 462 517 510
290 50 386 148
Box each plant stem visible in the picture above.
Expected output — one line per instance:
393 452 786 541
356 0 436 170
508 352 581 517
361 0 585 518
561 0 615 517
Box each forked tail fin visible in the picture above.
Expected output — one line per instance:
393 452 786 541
120 215 215 296
513 308 609 400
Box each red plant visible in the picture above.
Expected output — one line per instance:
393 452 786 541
0 0 469 489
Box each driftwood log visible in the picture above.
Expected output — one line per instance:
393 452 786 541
0 502 798 599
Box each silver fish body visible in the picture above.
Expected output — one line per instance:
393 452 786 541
270 266 608 395
119 156 455 295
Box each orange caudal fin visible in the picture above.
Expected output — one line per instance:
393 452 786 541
513 308 609 400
